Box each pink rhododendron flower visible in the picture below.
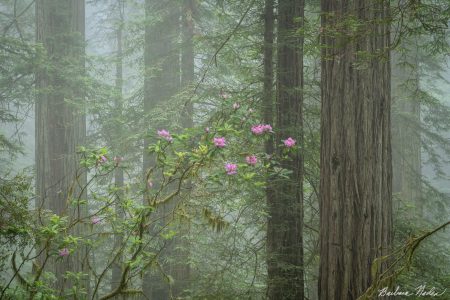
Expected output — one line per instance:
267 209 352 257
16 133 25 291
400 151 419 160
213 137 227 148
251 124 272 135
99 155 107 163
251 125 265 135
246 155 258 165
232 102 240 110
59 248 70 257
262 124 273 132
92 216 101 225
157 129 173 142
284 137 296 148
225 163 238 175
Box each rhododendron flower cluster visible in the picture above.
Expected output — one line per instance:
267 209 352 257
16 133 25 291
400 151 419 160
284 137 296 148
150 123 296 185
157 129 173 142
246 155 258 165
59 248 70 257
251 124 273 135
214 137 227 148
225 163 238 175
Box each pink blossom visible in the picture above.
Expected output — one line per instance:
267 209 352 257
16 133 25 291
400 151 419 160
92 216 101 225
205 127 210 133
262 124 273 132
59 248 70 257
99 155 107 163
157 129 173 142
251 125 265 135
251 124 272 135
147 180 153 188
225 163 238 175
245 155 258 165
232 102 240 110
283 137 296 148
213 137 227 148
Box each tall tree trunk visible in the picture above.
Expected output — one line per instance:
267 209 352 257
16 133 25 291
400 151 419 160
35 0 87 295
318 0 393 298
392 37 422 217
111 0 125 296
266 0 305 299
142 1 180 298
166 0 196 297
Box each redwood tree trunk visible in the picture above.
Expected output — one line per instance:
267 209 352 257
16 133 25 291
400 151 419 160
142 0 180 298
35 0 87 295
318 0 393 299
167 0 196 297
266 0 305 298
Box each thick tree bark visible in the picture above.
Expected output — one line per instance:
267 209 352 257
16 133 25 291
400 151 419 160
266 0 305 299
35 0 87 295
142 0 180 298
318 0 393 299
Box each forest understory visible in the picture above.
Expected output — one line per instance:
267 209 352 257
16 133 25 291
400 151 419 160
1 0 450 299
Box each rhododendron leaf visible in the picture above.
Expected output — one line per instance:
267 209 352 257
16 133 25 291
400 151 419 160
243 173 256 180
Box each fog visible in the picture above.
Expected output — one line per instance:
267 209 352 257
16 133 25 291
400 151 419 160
1 0 449 299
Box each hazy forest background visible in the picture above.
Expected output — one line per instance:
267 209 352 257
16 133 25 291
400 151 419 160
1 0 450 299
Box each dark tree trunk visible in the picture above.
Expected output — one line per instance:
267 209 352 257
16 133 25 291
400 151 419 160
266 0 305 299
318 0 393 299
166 0 196 297
35 0 87 295
142 0 180 298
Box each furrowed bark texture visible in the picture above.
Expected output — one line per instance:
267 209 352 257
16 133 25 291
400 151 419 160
318 0 393 299
267 0 305 299
35 0 87 294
